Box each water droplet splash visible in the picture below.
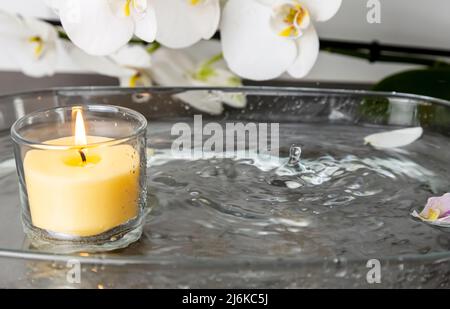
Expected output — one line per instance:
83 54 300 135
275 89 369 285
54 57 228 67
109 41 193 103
288 144 302 166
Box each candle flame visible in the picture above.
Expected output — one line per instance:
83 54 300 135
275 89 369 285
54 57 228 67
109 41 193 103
74 109 87 146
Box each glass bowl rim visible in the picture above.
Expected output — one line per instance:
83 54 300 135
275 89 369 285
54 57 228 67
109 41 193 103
1 85 449 107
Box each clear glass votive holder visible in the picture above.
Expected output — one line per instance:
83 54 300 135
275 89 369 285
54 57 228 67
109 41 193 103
11 105 148 253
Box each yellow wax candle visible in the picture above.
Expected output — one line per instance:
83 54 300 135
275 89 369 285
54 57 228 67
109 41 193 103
23 111 140 237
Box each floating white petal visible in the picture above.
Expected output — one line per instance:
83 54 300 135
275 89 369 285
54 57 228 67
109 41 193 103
364 127 423 149
411 210 450 227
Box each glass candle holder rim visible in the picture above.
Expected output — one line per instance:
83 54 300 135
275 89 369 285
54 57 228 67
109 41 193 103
11 104 147 149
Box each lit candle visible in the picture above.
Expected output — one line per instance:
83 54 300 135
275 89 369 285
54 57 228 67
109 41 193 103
23 109 140 237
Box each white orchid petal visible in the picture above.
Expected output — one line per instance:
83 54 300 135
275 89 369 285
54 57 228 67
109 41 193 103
133 0 148 12
270 2 309 39
139 72 153 86
107 0 147 18
151 45 236 114
178 40 222 64
133 6 157 42
300 0 342 22
107 0 127 17
216 92 247 108
189 74 246 108
10 41 58 77
0 15 59 77
198 0 221 40
152 44 242 89
44 0 62 11
23 17 59 42
189 67 236 86
0 11 28 38
294 9 310 29
287 25 319 78
221 0 297 80
59 0 134 55
11 40 58 77
154 0 220 48
364 127 423 149
256 0 278 6
151 60 190 85
68 44 135 77
24 52 57 77
107 0 156 43
109 44 151 69
119 76 132 87
151 48 196 85
119 72 152 87
176 91 224 115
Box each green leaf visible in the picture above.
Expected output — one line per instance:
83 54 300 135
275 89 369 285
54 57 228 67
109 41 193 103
372 68 450 101
372 68 450 128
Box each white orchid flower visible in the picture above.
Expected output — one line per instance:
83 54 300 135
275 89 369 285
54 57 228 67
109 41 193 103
52 0 157 55
109 44 154 86
153 0 220 48
69 44 153 87
0 11 60 77
221 0 342 80
151 41 246 114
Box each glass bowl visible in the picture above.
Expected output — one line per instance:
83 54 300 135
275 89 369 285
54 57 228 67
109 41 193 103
0 86 449 288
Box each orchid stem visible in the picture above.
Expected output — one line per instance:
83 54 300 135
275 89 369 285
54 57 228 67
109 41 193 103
322 47 450 68
202 53 223 67
146 42 161 54
58 30 69 40
192 53 224 81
